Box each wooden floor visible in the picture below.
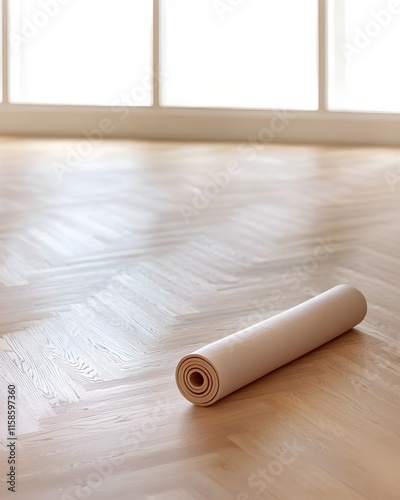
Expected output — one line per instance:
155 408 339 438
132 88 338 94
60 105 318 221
0 137 399 500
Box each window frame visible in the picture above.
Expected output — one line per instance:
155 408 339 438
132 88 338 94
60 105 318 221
1 0 399 146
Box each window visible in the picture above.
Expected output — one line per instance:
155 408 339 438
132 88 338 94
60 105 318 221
328 0 400 113
8 0 153 105
160 0 318 110
0 0 399 145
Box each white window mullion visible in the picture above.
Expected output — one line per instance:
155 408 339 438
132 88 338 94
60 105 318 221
326 0 346 111
153 0 160 108
1 0 9 104
318 0 327 111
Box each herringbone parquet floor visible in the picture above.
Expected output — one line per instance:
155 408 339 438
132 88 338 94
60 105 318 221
0 137 399 500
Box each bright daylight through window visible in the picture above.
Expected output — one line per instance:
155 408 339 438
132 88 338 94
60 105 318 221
328 0 400 113
0 0 399 143
160 0 319 110
8 0 153 106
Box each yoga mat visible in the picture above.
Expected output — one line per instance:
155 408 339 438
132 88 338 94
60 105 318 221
176 284 367 406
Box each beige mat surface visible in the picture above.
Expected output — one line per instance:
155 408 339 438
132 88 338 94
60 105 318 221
176 285 367 406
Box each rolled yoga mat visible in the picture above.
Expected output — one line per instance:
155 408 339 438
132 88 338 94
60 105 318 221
176 284 367 406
